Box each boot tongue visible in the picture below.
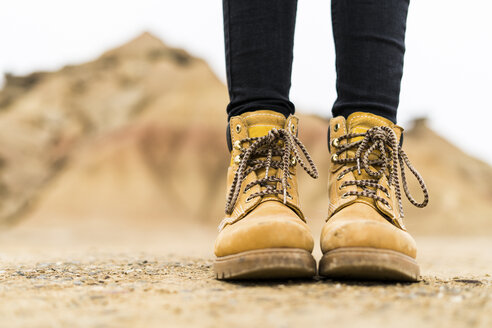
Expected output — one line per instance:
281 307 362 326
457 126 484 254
240 110 286 138
346 112 397 159
345 113 396 200
347 112 394 138
239 110 287 200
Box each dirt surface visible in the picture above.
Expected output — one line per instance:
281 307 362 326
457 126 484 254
0 224 491 328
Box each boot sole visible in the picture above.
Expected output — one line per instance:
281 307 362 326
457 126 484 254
214 248 316 280
319 247 420 282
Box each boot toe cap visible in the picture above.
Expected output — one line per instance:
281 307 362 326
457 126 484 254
321 205 417 258
214 202 314 257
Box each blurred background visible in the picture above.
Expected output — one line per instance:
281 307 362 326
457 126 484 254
0 1 491 327
2 0 492 162
0 0 491 247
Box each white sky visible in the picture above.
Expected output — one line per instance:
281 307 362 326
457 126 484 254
1 0 491 164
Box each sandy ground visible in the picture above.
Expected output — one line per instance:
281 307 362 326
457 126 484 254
0 223 491 328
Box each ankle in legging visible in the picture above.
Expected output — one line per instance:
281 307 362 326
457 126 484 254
222 0 409 124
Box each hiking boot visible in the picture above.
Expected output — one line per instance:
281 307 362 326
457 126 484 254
319 112 429 281
214 110 318 280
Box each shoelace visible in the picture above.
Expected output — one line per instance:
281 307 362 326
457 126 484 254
331 125 429 218
225 128 318 215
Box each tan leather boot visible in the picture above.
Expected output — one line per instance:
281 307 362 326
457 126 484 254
320 112 429 281
214 110 318 280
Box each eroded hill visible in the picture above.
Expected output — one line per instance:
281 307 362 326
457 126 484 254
0 33 490 235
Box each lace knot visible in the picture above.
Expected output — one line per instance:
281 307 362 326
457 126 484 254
225 128 318 215
332 126 429 219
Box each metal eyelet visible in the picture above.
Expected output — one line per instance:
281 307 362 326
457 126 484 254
384 190 391 198
334 123 340 132
291 157 296 165
290 124 296 134
245 197 252 203
337 173 345 181
234 155 241 164
331 138 340 147
385 203 392 210
331 154 339 162
235 124 241 133
233 140 242 150
341 193 349 199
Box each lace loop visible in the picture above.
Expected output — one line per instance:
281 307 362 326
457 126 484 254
332 126 429 218
225 128 318 215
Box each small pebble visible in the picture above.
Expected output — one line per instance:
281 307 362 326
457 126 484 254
451 295 463 303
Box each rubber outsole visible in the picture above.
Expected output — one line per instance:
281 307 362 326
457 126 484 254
319 247 420 282
214 248 316 280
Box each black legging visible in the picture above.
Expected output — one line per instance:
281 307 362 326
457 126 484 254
223 0 409 124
